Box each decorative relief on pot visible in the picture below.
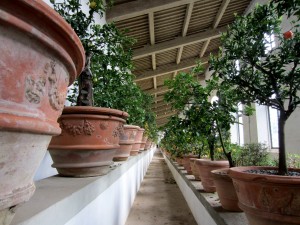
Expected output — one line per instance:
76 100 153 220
120 132 128 141
24 60 67 111
47 61 68 111
113 124 123 138
99 121 109 130
103 137 112 145
260 186 297 215
130 131 137 140
25 76 46 104
61 119 95 136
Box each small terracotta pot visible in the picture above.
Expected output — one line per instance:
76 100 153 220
190 158 201 180
144 139 152 150
0 0 84 223
49 107 128 177
131 127 144 155
195 159 229 192
176 157 184 166
229 166 300 225
114 125 139 161
211 168 242 212
182 155 197 175
140 135 148 151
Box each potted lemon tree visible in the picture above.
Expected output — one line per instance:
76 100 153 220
210 1 300 224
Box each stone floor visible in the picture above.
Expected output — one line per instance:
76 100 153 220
125 149 198 225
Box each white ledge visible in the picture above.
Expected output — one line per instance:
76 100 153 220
12 149 155 225
163 153 248 225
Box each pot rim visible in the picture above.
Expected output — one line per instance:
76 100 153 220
62 106 129 119
229 166 300 184
0 0 85 84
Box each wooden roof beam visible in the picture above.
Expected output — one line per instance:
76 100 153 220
156 111 178 120
106 0 200 22
145 86 169 95
177 2 194 64
135 54 211 81
152 101 171 109
133 26 226 59
200 0 230 57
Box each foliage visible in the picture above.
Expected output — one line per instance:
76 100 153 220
232 143 273 167
210 1 300 174
271 153 300 168
160 116 208 158
52 0 158 134
163 63 243 166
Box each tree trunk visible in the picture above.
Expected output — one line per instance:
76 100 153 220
278 109 287 175
216 123 235 167
76 53 93 106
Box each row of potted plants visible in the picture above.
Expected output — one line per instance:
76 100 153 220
160 1 300 224
0 0 158 224
47 0 158 176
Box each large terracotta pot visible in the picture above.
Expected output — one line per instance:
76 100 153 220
114 125 139 161
195 159 229 192
211 168 242 212
229 166 300 225
190 158 201 180
0 0 84 223
131 127 144 156
48 107 128 177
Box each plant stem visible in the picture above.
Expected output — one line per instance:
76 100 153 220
76 53 94 106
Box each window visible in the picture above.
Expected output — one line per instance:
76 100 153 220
268 106 279 148
237 103 244 146
264 34 279 149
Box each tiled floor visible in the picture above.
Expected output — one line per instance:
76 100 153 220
125 149 198 225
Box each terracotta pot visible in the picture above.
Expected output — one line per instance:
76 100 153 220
113 125 139 161
182 155 197 175
144 139 152 150
211 168 242 212
229 166 300 225
0 0 84 223
176 157 184 166
195 159 229 192
131 127 144 156
190 158 201 180
48 107 128 177
140 135 148 151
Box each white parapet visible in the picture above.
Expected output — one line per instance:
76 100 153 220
11 149 155 225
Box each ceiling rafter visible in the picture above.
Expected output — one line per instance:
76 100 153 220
133 26 226 59
106 0 201 22
152 100 172 109
156 111 178 120
154 94 164 102
135 54 211 81
145 86 170 95
153 106 173 114
199 0 230 57
176 2 194 64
